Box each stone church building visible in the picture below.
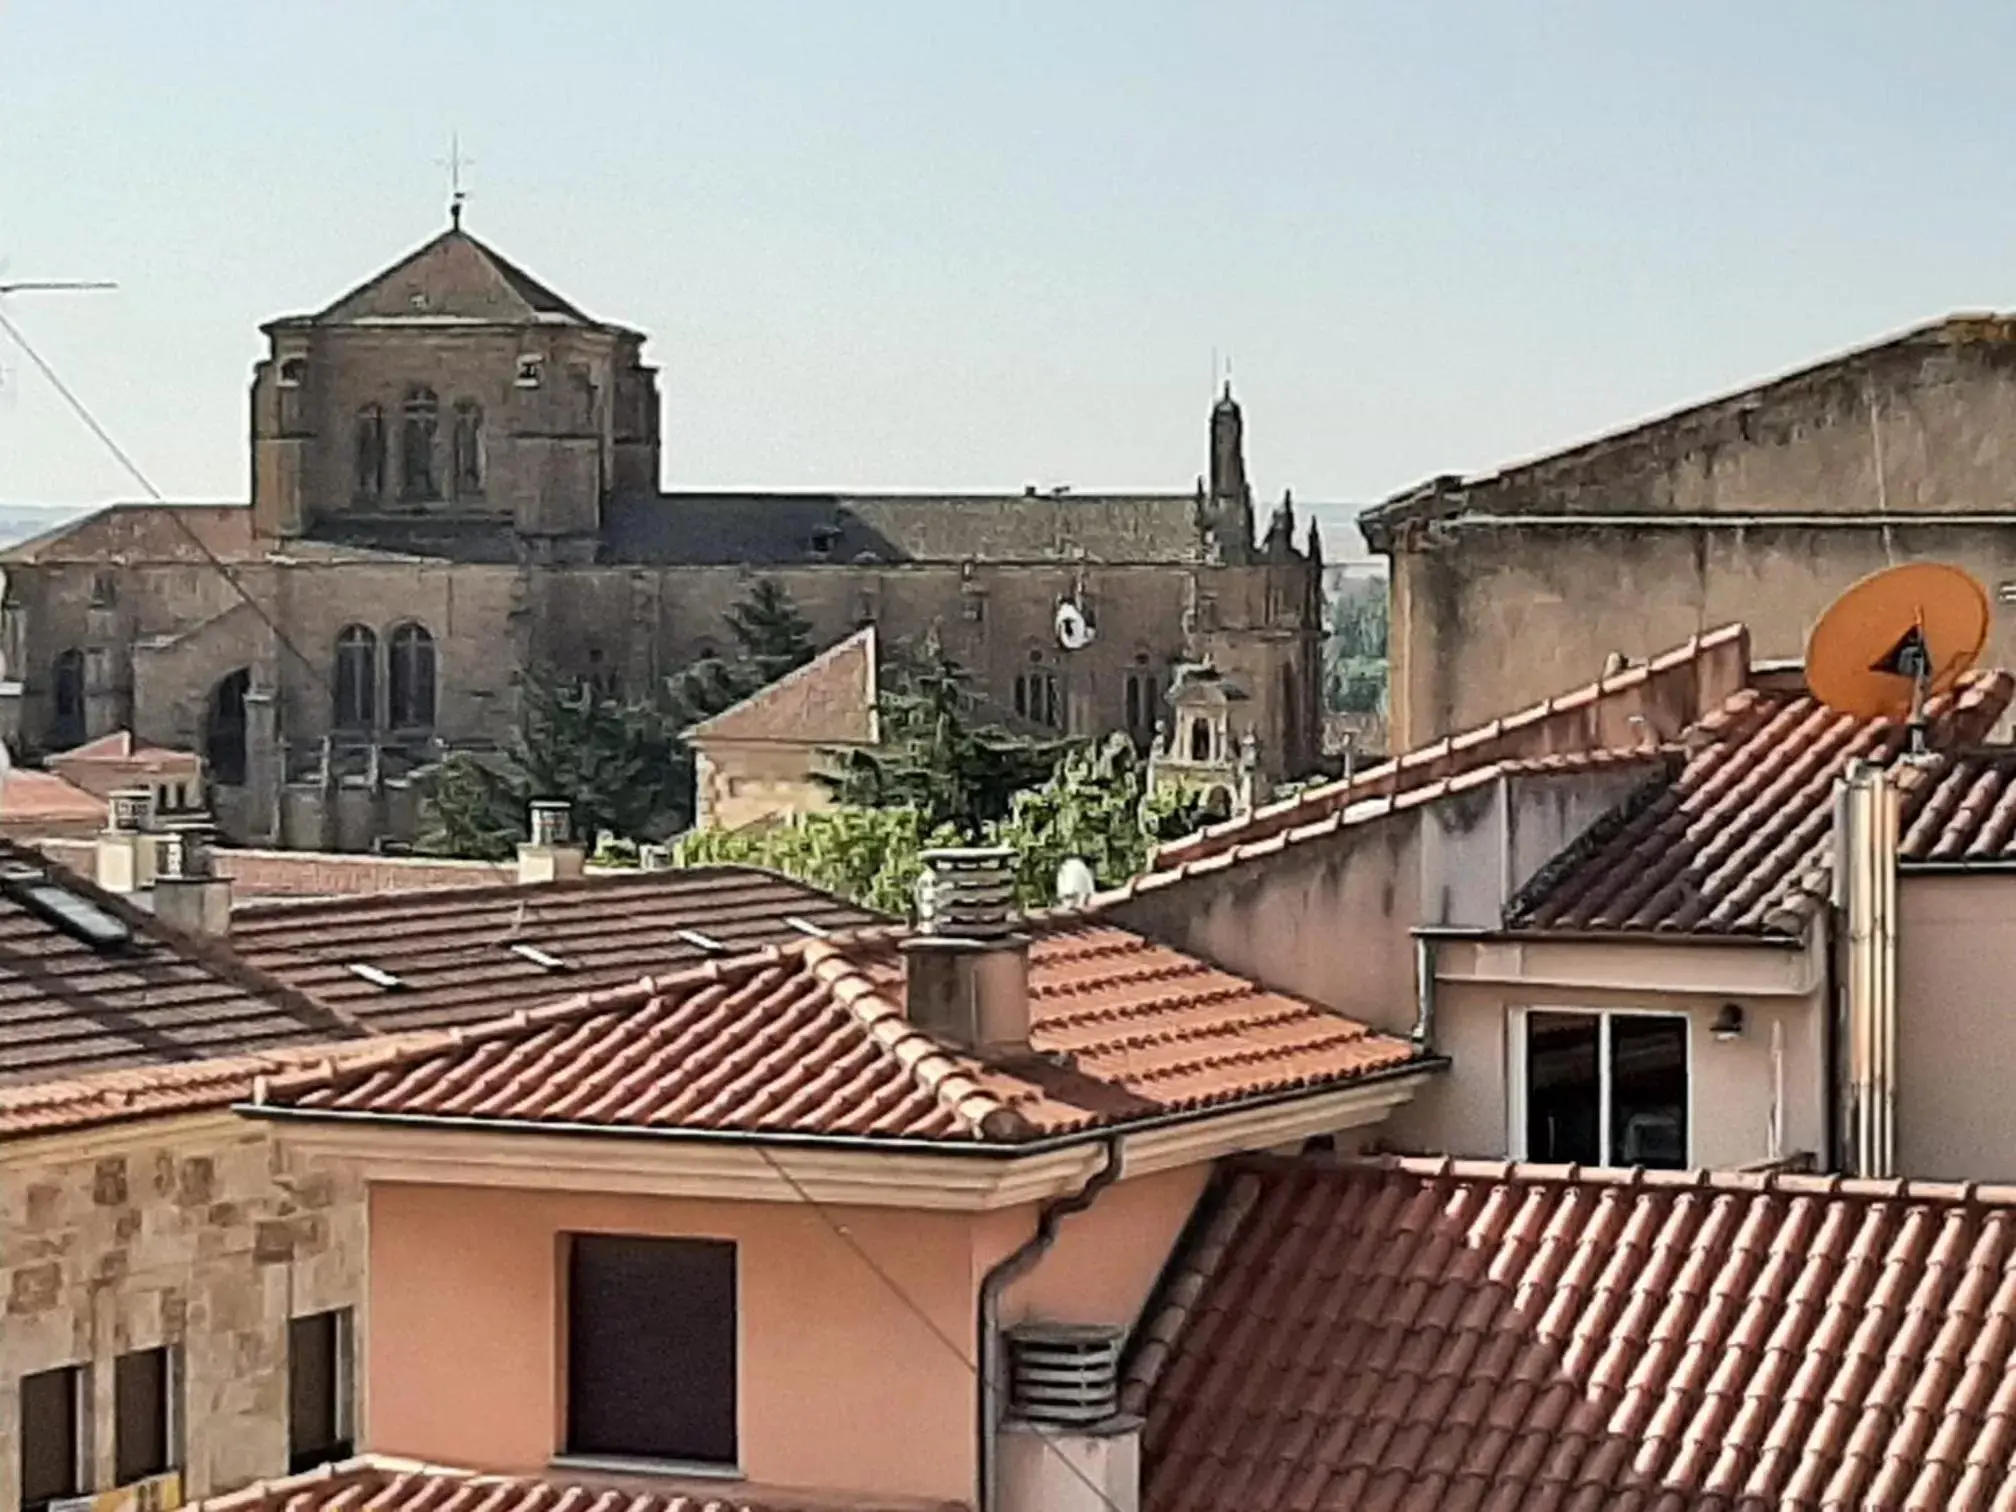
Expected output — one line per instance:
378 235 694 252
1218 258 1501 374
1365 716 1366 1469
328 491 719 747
1363 314 2016 749
2 222 1323 848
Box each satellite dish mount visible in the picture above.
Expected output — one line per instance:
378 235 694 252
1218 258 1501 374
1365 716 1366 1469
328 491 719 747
1805 563 1991 755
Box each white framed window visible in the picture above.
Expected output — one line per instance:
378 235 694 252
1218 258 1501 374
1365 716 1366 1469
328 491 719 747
1509 1007 1691 1169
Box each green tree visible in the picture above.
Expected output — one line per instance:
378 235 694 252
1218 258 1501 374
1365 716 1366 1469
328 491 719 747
416 671 691 858
666 576 818 730
825 633 1057 838
417 578 820 859
992 734 1208 906
673 805 958 915
673 735 1206 913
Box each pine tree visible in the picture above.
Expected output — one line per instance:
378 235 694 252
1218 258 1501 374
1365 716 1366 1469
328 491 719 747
726 577 816 683
827 632 1058 838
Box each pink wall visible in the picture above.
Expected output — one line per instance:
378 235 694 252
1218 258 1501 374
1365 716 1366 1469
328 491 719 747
364 1164 1206 1507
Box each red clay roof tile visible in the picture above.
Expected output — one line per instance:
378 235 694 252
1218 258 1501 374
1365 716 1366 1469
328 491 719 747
1509 671 2016 935
226 866 886 1033
1128 1157 2016 1512
254 923 1426 1143
192 1456 948 1512
685 625 878 746
1152 625 1751 872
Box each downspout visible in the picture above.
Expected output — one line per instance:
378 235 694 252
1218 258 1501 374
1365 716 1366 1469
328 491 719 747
1413 933 1438 1051
976 1134 1124 1512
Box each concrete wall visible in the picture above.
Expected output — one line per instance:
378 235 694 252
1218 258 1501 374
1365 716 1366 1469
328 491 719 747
1375 324 2016 746
691 742 840 832
0 1117 362 1508
1111 767 1652 1037
1896 871 2016 1180
363 1164 1203 1506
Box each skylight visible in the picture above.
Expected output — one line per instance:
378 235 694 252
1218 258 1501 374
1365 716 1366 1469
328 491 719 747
508 941 567 971
345 962 406 990
17 881 133 950
676 928 728 955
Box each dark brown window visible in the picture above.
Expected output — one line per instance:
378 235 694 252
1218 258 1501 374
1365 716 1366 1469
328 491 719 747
289 1310 354 1473
355 405 387 501
21 1364 84 1512
1014 672 1061 729
1523 1010 1688 1169
1125 671 1160 745
400 387 440 500
451 402 484 499
114 1346 175 1484
388 623 437 730
565 1234 737 1468
50 647 85 748
333 624 377 730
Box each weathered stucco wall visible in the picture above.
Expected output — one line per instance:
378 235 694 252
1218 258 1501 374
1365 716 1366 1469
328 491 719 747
1375 324 2016 745
1896 871 2016 1180
1385 972 1828 1168
1112 768 1653 1036
0 1116 363 1508
363 1164 1204 1507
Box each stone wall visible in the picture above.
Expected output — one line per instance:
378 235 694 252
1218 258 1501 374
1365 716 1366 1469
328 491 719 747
0 1115 363 1507
1369 321 2016 746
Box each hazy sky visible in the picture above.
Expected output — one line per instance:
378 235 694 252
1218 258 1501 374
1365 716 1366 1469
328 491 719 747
6 1 2016 545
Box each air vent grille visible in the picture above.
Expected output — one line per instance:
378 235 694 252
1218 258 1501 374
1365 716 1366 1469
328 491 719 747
1006 1322 1123 1427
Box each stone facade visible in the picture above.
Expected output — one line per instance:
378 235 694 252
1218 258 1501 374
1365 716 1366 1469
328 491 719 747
2 227 1325 851
0 1115 362 1507
1362 315 2016 748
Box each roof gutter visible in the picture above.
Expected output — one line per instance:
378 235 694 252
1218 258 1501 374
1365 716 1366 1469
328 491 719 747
233 1056 1444 1159
976 1134 1123 1512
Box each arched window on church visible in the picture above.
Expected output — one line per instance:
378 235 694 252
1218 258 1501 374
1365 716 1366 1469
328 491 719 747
389 623 437 731
1189 717 1212 763
50 648 85 749
333 625 377 730
451 402 484 500
400 387 439 501
355 405 387 502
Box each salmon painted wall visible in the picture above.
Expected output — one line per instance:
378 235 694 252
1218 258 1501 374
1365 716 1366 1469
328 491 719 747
363 1165 1206 1506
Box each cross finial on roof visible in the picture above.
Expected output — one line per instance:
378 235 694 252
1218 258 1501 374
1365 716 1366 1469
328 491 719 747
438 133 474 230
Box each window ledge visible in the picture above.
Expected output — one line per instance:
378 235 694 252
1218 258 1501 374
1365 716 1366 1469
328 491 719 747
549 1455 743 1483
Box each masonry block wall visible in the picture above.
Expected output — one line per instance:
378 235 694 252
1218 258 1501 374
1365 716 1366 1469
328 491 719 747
1369 321 2016 746
0 1119 363 1507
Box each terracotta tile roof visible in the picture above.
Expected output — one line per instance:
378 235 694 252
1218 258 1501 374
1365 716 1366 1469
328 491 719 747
1510 670 2016 936
37 839 514 900
227 867 887 1034
54 729 200 768
1900 751 2016 865
1153 624 1752 872
1 503 259 565
686 625 878 746
253 923 1425 1145
0 770 108 825
1129 1154 2016 1512
1092 748 1670 910
0 844 363 1102
194 1456 944 1512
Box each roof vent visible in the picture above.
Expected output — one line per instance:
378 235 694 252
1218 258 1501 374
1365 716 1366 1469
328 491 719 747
916 847 1017 940
1005 1323 1124 1427
528 800 573 848
107 787 153 834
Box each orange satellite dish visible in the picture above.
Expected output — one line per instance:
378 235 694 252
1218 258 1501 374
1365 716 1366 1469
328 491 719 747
1806 562 1991 722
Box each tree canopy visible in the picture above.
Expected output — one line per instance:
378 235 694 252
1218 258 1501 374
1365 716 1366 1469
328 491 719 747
417 578 817 857
823 631 1059 838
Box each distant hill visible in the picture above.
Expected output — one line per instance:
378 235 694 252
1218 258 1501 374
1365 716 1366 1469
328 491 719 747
0 503 91 550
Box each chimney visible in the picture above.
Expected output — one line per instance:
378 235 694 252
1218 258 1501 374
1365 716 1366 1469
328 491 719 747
902 847 1030 1054
151 826 232 937
518 800 586 884
95 787 157 895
